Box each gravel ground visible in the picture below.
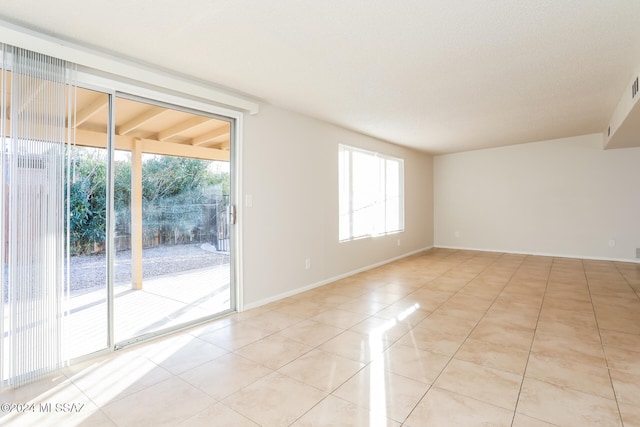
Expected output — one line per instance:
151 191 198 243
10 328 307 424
68 243 230 293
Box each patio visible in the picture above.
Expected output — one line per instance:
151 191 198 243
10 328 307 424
66 262 231 358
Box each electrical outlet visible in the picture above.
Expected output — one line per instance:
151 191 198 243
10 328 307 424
397 239 401 246
305 258 311 269
609 240 616 247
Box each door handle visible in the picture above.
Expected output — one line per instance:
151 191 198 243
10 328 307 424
228 204 236 225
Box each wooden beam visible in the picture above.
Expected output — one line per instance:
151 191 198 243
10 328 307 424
73 127 133 151
117 106 166 135
191 126 230 146
142 138 229 161
74 96 108 127
74 128 228 160
211 141 230 150
157 116 211 141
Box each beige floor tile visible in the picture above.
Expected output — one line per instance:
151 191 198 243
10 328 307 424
543 287 591 303
177 402 259 426
596 310 640 335
374 303 430 324
403 289 453 311
319 330 391 363
414 313 477 336
278 348 364 392
326 285 372 299
434 359 522 410
531 331 606 367
291 394 400 426
591 295 640 312
433 302 487 322
101 376 215 427
196 321 273 351
332 364 429 423
396 325 468 356
274 319 344 347
538 306 598 329
139 334 228 375
378 282 422 296
535 318 601 345
525 353 615 400
234 334 313 369
1 405 114 427
0 377 110 427
381 343 450 384
421 278 468 293
512 413 559 426
494 293 544 308
456 285 501 300
517 378 622 427
483 308 540 329
600 329 640 352
610 369 640 405
605 346 640 374
310 308 370 329
336 299 388 315
360 290 405 305
314 293 360 307
490 298 541 318
0 372 68 404
455 338 529 375
179 353 272 400
619 402 640 427
404 387 513 427
273 300 330 318
62 352 173 407
469 319 534 350
238 310 305 333
541 296 593 312
223 372 327 427
348 316 412 342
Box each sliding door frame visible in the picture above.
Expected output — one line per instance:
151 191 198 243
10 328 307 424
67 70 244 362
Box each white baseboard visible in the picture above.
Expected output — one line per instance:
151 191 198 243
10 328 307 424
242 245 434 311
434 245 640 264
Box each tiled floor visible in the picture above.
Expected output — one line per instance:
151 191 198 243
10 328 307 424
1 248 640 426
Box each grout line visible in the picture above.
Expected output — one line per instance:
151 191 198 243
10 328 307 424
509 254 552 427
400 250 523 424
583 259 626 427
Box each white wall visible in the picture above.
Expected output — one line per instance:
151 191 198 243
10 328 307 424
434 133 640 262
242 104 433 307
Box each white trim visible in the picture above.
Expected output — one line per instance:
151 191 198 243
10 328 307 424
435 245 640 264
0 19 259 114
233 115 244 313
242 246 433 311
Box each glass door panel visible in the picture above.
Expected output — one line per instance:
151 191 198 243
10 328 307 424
113 96 233 344
66 88 110 359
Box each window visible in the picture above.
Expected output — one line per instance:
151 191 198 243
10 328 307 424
339 144 404 241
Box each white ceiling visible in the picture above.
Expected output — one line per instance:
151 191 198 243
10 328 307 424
1 0 640 154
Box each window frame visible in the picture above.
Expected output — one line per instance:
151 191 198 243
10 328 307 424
339 144 405 242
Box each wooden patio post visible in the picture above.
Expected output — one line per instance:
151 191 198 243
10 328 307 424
131 137 143 290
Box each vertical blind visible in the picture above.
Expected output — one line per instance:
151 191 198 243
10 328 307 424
1 44 75 388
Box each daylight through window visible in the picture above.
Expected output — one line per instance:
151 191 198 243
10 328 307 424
339 144 404 241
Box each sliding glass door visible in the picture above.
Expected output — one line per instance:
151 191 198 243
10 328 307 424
111 95 234 346
68 92 235 352
2 43 237 388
